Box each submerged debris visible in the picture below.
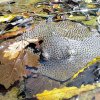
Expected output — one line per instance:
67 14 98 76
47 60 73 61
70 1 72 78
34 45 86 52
0 0 100 100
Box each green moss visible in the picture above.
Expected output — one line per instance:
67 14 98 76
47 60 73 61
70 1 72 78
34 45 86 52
68 16 87 21
82 16 97 26
68 15 97 27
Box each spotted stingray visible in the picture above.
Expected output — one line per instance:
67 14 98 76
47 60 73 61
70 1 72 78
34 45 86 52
16 20 100 81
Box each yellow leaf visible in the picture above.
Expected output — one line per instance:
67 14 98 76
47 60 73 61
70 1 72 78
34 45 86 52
0 15 15 22
87 4 96 8
72 57 100 79
36 83 100 100
9 26 19 32
3 51 20 60
85 0 92 3
0 14 28 23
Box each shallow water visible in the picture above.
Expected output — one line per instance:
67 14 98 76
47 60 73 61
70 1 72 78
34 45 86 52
0 0 100 100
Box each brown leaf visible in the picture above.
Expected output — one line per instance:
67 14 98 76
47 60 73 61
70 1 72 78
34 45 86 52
0 40 40 89
23 51 40 67
0 25 34 40
0 27 25 39
2 38 39 60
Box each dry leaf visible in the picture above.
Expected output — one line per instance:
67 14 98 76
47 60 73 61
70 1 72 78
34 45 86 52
2 37 38 60
0 25 34 39
0 40 40 88
23 51 40 67
3 41 29 59
0 27 25 39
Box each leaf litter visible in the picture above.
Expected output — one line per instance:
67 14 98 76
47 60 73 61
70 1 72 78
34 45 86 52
0 0 100 100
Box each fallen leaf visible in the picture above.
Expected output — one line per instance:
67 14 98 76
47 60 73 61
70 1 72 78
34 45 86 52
0 25 34 39
23 51 40 67
0 87 19 100
95 93 100 100
3 41 29 59
2 37 39 60
3 50 20 60
36 83 100 100
0 15 15 23
0 40 40 88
